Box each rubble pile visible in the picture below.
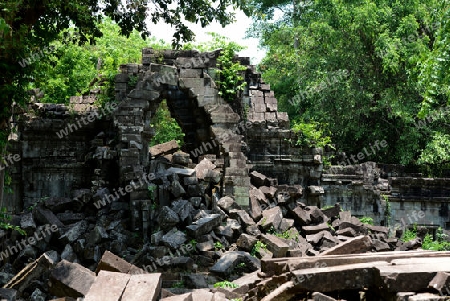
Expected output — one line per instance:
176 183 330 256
0 146 440 300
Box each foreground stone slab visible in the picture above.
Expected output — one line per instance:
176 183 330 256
320 235 371 256
5 253 54 294
49 260 96 298
120 273 162 301
84 271 130 301
378 257 450 292
256 251 450 300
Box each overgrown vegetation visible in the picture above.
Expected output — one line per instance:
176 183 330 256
268 226 299 241
402 224 419 243
214 281 239 289
248 0 450 175
214 241 224 250
250 240 267 257
402 225 450 250
422 228 450 251
359 217 374 226
0 207 25 235
216 43 247 103
149 100 184 147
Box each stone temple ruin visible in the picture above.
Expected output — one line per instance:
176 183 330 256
6 48 450 233
1 49 450 300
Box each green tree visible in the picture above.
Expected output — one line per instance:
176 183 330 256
249 0 449 169
29 19 170 104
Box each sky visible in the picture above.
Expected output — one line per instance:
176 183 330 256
147 9 266 64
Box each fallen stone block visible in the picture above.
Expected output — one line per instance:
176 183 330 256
161 228 187 249
0 288 17 301
59 220 88 244
95 250 137 274
321 204 341 219
33 207 64 228
336 227 357 237
306 231 326 245
308 206 328 224
320 235 372 256
249 192 263 221
49 260 96 298
149 140 179 157
303 223 330 235
172 151 190 166
279 218 295 232
371 239 391 252
250 171 270 187
428 271 450 295
312 292 338 301
229 209 256 228
237 233 257 252
186 214 222 238
260 234 290 258
260 206 283 230
232 270 261 295
159 206 180 229
183 274 208 289
195 158 216 180
379 257 450 293
217 196 241 214
84 271 130 301
121 273 162 301
259 186 277 200
5 253 55 294
291 206 312 226
210 251 260 277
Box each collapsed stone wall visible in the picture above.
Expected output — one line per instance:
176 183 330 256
4 48 450 232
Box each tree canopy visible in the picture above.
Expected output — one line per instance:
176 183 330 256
0 0 249 122
248 0 450 174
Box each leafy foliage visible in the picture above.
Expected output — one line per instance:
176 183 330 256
216 43 247 103
214 241 224 250
402 224 418 242
422 227 450 251
214 281 239 289
29 19 168 105
149 100 185 147
292 121 333 149
0 207 25 235
250 240 267 257
248 0 450 170
359 217 374 226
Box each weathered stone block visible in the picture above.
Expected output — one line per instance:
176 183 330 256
49 260 96 298
84 271 130 301
121 273 162 301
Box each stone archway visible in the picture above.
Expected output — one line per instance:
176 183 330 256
113 49 252 229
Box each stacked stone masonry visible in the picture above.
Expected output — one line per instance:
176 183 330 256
4 48 450 233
